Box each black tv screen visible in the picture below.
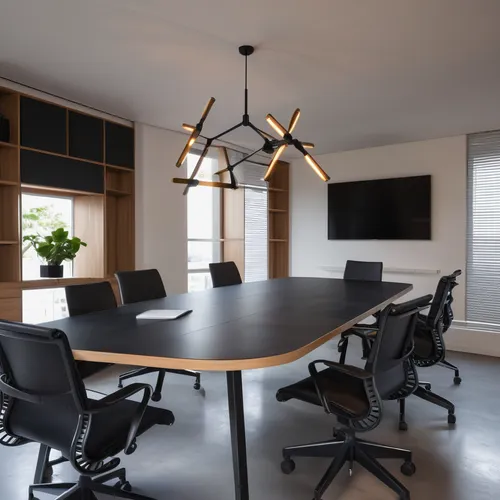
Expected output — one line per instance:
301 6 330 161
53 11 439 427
328 175 431 240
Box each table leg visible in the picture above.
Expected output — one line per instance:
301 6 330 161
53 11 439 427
226 371 249 500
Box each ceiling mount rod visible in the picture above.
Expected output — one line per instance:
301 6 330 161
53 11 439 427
239 45 254 123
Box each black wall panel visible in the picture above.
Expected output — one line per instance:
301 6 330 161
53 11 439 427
21 97 67 154
68 111 104 162
105 122 134 168
21 149 104 194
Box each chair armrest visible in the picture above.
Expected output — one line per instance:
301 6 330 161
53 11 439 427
308 360 373 415
341 326 379 339
87 383 152 455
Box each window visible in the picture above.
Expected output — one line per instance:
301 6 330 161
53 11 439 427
22 193 74 280
187 151 221 292
467 131 500 326
22 193 74 323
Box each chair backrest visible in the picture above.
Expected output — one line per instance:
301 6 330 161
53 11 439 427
343 260 383 282
115 269 166 304
365 295 432 399
209 261 243 288
426 270 462 331
65 281 117 317
0 321 87 456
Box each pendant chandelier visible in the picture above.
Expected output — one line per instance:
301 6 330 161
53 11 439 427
172 45 330 194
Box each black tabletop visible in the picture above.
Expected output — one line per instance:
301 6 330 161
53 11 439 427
43 277 412 371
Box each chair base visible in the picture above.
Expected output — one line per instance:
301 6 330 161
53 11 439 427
439 359 462 385
281 430 414 500
413 385 456 424
29 469 155 500
118 367 201 401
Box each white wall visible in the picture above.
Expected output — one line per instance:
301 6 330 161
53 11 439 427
135 123 188 294
290 136 467 319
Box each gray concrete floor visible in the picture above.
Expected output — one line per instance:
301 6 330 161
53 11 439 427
1 342 500 500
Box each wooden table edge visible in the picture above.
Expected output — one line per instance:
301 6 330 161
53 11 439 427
72 284 412 372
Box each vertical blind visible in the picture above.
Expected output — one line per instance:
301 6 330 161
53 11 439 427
240 160 268 282
467 131 500 325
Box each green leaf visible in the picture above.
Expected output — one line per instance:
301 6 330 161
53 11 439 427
51 228 68 242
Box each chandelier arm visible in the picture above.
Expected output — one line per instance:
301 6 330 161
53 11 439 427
173 178 235 190
229 146 265 170
209 122 244 142
255 127 278 141
248 122 273 142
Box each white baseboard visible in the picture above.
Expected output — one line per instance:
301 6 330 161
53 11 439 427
446 327 500 358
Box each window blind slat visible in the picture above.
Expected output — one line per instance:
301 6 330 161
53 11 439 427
467 131 500 325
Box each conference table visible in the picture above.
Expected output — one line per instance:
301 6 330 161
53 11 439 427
44 277 412 500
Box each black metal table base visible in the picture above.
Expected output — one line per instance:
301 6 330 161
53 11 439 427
227 371 249 500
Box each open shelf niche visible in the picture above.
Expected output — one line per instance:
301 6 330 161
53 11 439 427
268 161 289 279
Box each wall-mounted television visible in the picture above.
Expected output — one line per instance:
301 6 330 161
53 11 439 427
328 175 431 240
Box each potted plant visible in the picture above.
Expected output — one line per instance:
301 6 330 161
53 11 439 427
23 228 87 278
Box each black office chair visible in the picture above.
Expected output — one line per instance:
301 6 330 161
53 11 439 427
209 261 243 288
276 295 432 500
115 269 201 400
32 281 119 486
410 270 462 425
338 260 383 363
0 320 174 500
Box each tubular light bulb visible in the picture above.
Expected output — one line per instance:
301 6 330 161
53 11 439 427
176 133 196 167
182 123 195 132
304 154 330 182
288 109 301 134
266 114 287 137
264 145 287 181
302 142 315 149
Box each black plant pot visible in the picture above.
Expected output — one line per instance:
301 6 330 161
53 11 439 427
40 265 64 278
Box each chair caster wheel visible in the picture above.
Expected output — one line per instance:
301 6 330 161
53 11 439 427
194 382 201 390
281 458 296 475
151 392 162 402
454 376 462 385
448 413 456 424
118 382 123 389
401 461 416 476
399 421 408 431
423 384 432 391
114 480 132 492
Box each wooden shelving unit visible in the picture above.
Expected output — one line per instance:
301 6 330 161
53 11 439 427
268 161 289 279
0 85 135 321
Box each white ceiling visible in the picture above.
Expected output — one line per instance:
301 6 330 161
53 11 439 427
1 0 500 156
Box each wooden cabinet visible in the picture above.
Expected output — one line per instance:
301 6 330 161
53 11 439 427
0 85 136 322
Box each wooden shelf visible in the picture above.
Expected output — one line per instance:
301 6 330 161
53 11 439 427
106 188 131 197
106 164 134 172
268 187 287 193
20 146 105 167
22 184 103 197
0 141 17 149
22 277 112 290
269 208 287 213
270 239 288 243
0 179 19 187
0 240 18 245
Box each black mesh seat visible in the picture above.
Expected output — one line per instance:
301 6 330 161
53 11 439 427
115 269 201 400
0 320 174 500
209 261 243 288
277 368 371 418
276 295 432 500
